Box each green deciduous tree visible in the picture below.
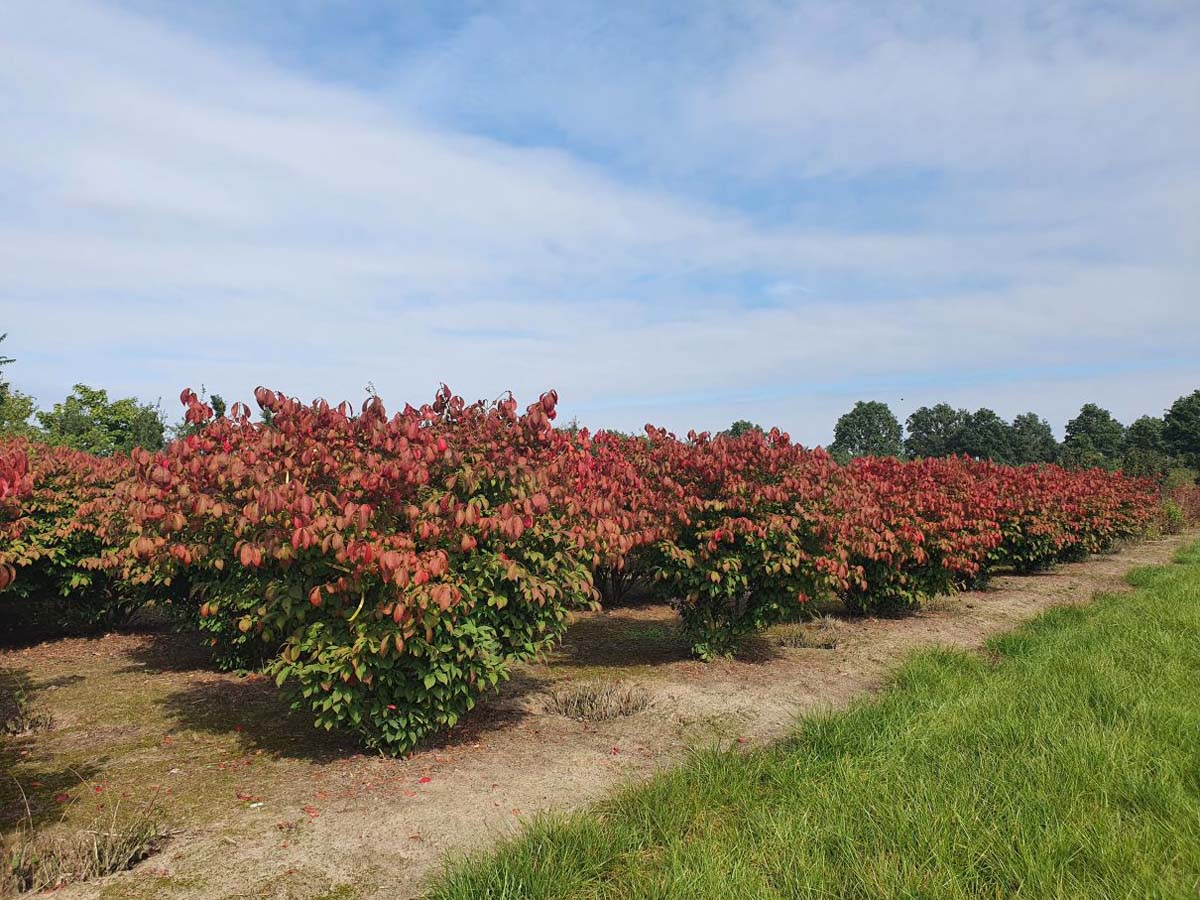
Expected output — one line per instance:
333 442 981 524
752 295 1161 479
1063 403 1125 468
0 333 39 438
721 420 764 439
958 408 1014 464
1058 437 1108 471
829 401 902 460
904 404 967 459
1125 415 1166 454
1009 412 1058 465
1163 390 1200 471
1120 414 1172 477
36 384 165 456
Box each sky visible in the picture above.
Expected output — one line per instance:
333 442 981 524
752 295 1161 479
2 0 1198 444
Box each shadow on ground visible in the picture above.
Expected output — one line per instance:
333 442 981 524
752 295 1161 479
1 665 105 830
154 675 358 764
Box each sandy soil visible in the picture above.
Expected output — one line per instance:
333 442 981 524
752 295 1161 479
2 533 1192 900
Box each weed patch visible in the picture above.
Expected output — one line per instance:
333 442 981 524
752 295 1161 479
543 681 652 721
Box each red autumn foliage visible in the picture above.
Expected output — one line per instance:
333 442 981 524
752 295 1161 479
0 383 1174 750
0 441 133 616
0 445 32 590
605 431 1158 652
84 386 661 750
0 446 30 502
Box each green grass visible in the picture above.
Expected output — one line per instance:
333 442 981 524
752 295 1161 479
432 542 1200 899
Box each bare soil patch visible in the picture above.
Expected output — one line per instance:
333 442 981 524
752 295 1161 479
2 534 1190 900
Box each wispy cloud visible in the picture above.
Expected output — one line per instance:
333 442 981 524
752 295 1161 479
2 0 1197 441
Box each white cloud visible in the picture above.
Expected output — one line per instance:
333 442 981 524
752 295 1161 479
1 0 1197 441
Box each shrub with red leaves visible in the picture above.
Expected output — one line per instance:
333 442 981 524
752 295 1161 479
985 463 1158 572
0 441 137 625
2 383 1169 751
0 446 32 591
614 426 846 658
832 456 1004 613
88 386 641 752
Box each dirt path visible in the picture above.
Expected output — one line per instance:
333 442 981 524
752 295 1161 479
4 533 1192 900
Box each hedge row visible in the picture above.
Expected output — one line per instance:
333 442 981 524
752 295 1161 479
600 428 1164 656
0 386 1188 752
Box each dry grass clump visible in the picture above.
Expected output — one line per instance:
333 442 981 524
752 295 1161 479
0 702 53 737
0 675 53 737
543 680 652 721
774 615 842 650
1 793 167 897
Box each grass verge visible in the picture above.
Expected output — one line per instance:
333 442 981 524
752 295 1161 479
432 541 1200 899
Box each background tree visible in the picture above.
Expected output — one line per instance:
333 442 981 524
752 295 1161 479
903 404 966 458
0 333 39 438
37 384 165 456
1120 414 1172 477
0 333 10 383
1058 436 1107 470
1063 403 1125 468
1163 390 1200 472
829 401 902 460
1009 412 1058 465
721 419 763 439
1125 415 1166 454
957 408 1014 463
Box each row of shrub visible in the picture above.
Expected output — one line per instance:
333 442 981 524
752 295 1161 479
0 386 1193 753
599 428 1168 657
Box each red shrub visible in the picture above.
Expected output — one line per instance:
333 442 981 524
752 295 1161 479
0 445 32 591
614 426 848 656
1 384 1168 748
88 386 642 751
833 456 1004 612
0 441 134 622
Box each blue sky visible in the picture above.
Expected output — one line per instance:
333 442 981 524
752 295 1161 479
2 0 1198 442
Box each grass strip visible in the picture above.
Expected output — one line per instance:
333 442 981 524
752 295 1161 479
432 542 1200 899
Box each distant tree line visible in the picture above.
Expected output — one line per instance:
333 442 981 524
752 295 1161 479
5 330 1198 479
719 389 1199 481
812 392 1200 479
0 333 225 456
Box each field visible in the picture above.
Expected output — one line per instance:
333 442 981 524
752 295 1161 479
1 535 1191 899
